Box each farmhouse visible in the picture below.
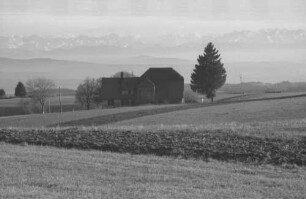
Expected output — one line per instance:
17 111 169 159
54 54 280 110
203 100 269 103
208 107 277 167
100 67 184 106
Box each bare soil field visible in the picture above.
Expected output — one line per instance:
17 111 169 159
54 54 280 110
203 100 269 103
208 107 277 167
1 143 305 199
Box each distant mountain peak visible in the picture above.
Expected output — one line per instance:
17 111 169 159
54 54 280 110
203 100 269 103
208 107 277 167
1 28 305 53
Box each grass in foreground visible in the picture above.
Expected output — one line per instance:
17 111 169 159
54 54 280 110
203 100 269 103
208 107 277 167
0 143 305 199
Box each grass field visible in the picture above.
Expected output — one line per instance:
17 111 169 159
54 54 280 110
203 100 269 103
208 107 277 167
0 104 184 128
0 93 243 108
219 92 306 102
1 143 305 199
192 92 245 103
1 94 305 128
110 96 306 127
0 96 76 108
0 92 243 117
1 94 306 198
0 96 81 117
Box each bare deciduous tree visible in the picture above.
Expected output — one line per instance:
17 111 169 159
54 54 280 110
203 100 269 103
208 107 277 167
75 78 98 110
26 78 55 114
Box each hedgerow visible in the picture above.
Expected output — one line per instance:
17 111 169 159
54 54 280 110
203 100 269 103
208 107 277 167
0 128 305 166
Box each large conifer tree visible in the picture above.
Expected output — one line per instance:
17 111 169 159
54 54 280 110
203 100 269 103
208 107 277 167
15 82 27 97
0 89 5 98
190 42 226 103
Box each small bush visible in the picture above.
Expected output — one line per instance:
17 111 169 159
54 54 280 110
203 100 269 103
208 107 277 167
184 90 198 103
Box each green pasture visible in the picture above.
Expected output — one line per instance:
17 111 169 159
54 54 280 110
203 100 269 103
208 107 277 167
0 104 183 128
220 91 306 102
0 96 76 108
113 96 306 127
1 143 305 199
0 96 80 117
0 92 243 117
0 94 306 198
0 94 306 128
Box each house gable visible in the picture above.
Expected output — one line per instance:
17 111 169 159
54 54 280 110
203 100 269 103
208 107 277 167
139 68 184 103
136 77 156 104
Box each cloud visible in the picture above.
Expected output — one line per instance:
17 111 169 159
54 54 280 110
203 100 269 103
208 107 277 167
1 14 305 37
0 0 305 36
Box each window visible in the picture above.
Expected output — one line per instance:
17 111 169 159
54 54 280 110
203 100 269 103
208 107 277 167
121 90 129 95
122 90 133 95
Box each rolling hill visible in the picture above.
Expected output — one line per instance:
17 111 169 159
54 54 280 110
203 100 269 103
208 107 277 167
1 57 306 94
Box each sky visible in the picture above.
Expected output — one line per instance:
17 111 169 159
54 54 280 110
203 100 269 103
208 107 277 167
0 0 305 91
0 0 305 36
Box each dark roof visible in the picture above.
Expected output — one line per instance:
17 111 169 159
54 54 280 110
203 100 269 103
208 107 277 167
141 68 184 81
101 77 139 99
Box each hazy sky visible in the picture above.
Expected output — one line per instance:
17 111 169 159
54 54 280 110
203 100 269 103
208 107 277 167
0 0 305 36
0 0 306 91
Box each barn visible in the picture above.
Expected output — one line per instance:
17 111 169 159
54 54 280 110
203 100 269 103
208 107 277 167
100 67 184 106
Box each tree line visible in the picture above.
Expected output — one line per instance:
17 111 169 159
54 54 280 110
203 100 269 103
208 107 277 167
0 77 104 114
0 82 27 99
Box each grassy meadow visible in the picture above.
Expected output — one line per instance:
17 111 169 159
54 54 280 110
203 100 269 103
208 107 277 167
0 96 82 117
0 92 243 117
0 93 305 198
220 92 306 103
113 96 306 127
1 92 304 128
0 104 183 128
0 96 76 108
1 143 305 199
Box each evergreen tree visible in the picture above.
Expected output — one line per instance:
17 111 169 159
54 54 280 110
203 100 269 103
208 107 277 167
112 71 136 78
15 82 27 97
0 89 5 98
190 42 226 103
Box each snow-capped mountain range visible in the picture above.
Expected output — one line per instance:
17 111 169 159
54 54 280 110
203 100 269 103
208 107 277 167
1 29 305 52
1 29 305 93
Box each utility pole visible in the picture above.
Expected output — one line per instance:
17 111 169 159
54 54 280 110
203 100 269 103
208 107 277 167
59 86 62 114
48 99 51 113
240 74 243 94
